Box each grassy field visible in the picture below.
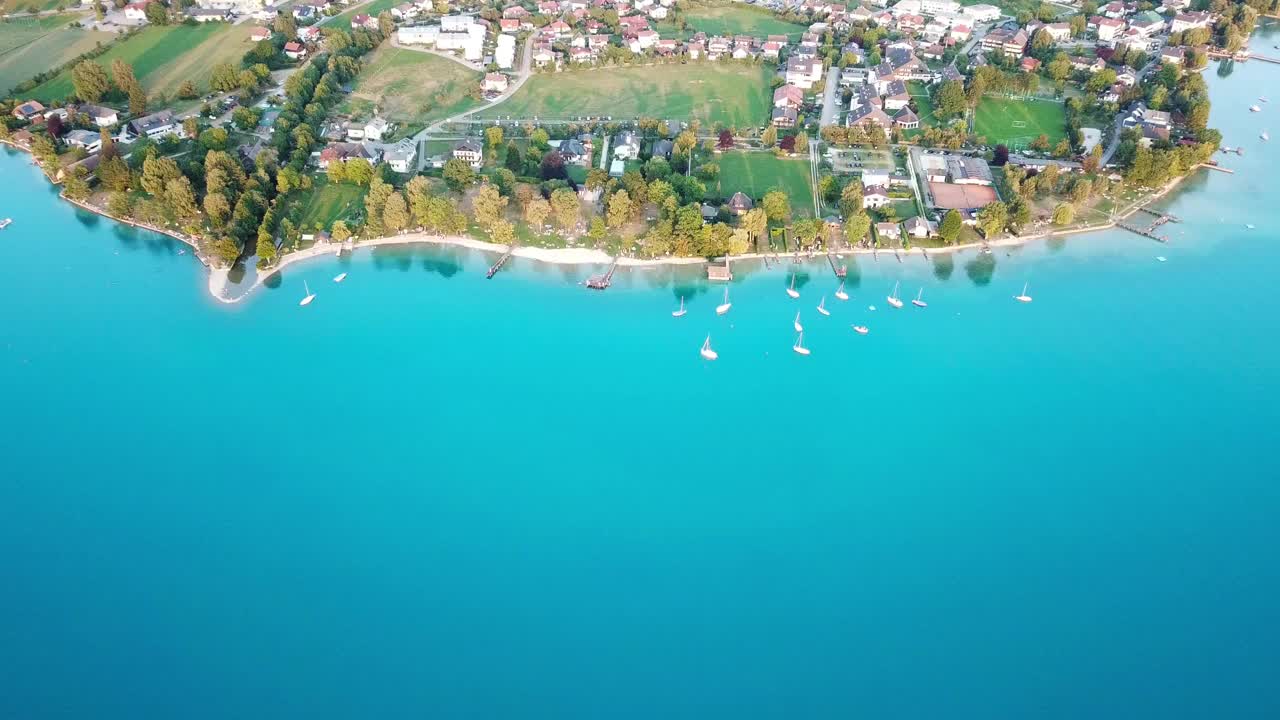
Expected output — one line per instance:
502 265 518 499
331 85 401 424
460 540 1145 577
342 46 481 134
974 96 1067 148
713 151 815 218
488 64 771 127
907 80 936 126
683 5 808 40
292 179 368 232
327 0 397 28
1 0 66 13
0 14 113 95
28 23 256 103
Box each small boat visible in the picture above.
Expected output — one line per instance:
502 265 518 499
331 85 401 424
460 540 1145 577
177 248 186 255
715 287 732 315
794 312 804 333
1014 282 1033 303
0 218 11 230
700 334 718 361
786 273 800 299
333 272 347 283
1250 105 1262 112
672 296 687 318
1246 224 1255 230
817 296 830 316
792 331 810 356
1156 256 1167 262
852 325 869 335
834 281 848 301
886 281 904 309
911 288 927 308
1263 130 1270 141
299 280 316 306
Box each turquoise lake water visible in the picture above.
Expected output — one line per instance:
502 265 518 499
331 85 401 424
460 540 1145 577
3 30 1280 719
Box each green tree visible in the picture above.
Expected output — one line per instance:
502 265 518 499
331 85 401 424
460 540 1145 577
762 190 790 222
526 197 551 229
935 80 967 119
505 143 523 173
977 201 1008 238
794 132 809 154
549 187 580 230
761 124 778 147
839 181 863 217
384 191 410 234
606 189 632 229
63 168 91 201
442 158 475 191
71 61 110 102
107 191 132 217
485 125 504 151
1051 202 1075 225
938 210 962 245
144 1 167 25
844 211 871 245
128 85 147 115
472 184 508 230
141 155 182 196
164 177 199 222
363 177 394 236
203 192 231 226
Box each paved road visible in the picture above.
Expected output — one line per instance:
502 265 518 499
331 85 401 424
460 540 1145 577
413 36 533 168
819 65 840 127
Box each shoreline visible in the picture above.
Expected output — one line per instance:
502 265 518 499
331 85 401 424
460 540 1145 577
2 139 1202 305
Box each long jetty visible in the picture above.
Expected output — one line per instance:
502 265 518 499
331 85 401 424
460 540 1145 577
586 259 617 289
826 253 847 278
1117 221 1168 242
486 247 513 278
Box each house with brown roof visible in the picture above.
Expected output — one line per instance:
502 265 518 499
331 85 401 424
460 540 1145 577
727 192 753 215
12 100 45 122
773 84 805 110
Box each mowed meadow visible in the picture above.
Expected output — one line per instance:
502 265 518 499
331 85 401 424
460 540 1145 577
341 46 480 132
682 5 808 40
974 96 1068 147
484 64 772 127
0 15 113 95
27 23 256 103
714 151 816 218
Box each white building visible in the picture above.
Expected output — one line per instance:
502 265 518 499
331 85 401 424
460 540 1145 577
194 0 264 12
384 139 417 173
440 14 475 32
495 33 515 69
397 26 438 45
921 0 960 16
960 3 1000 23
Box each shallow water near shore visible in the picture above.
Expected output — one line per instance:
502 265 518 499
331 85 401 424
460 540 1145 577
3 29 1280 719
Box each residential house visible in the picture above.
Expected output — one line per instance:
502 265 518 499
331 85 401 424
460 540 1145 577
128 110 178 140
773 84 805 110
64 129 102 153
727 192 753 215
1171 11 1212 33
80 104 119 127
1043 22 1072 42
875 221 902 242
284 41 307 60
452 139 483 168
481 73 509 94
960 3 1000 22
883 80 910 111
384 139 417 173
893 107 920 129
11 100 45 122
1020 56 1041 72
1160 46 1185 64
189 7 230 21
651 139 673 159
863 184 891 208
980 28 1028 57
903 215 935 238
249 27 271 42
123 1 151 22
772 107 799 127
613 131 640 160
847 104 893 137
785 57 825 89
317 142 375 169
495 33 516 69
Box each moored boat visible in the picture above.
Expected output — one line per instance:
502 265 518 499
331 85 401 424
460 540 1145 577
700 334 718 361
835 281 848 301
299 280 316 306
911 288 927 308
1014 282 1033 303
672 296 687 318
887 281 904 309
786 273 799 299
793 331 810 356
715 287 732 315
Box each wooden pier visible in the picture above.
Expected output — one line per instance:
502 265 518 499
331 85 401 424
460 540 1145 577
1203 162 1235 174
1137 206 1181 224
1117 221 1168 242
486 248 514 278
707 257 733 282
826 253 847 279
586 259 618 289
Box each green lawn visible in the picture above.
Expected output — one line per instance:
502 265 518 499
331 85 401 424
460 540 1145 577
484 63 771 127
907 80 936 126
1 0 67 13
290 179 368 233
973 96 1067 148
326 0 397 28
0 14 113 95
713 151 815 218
27 23 256 104
341 46 481 134
683 5 807 41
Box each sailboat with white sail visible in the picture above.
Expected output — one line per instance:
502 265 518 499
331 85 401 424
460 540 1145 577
1014 282 1033 303
794 312 804 333
887 281 903 308
793 331 810 356
911 288 927 308
835 281 848 301
715 287 732 315
786 274 800 299
299 280 316 306
672 296 687 318
700 334 718 361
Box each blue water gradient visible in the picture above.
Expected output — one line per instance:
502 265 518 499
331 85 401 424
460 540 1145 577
2 28 1279 719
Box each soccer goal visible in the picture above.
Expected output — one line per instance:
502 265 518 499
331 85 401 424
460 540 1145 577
1010 120 1029 129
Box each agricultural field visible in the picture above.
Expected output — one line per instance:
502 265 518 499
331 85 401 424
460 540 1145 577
683 5 807 40
341 46 481 135
0 14 112 95
327 0 397 28
27 23 257 104
973 96 1067 148
713 151 815 218
488 64 771 127
1 0 65 14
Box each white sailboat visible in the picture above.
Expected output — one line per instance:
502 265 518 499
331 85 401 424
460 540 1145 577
299 280 316 306
1014 282 1033 303
1262 130 1270 141
1250 104 1262 112
835 281 848 301
886 281 903 308
715 287 732 315
794 312 804 333
0 218 13 230
672 296 687 318
792 331 810 356
333 272 347 283
817 296 830 316
911 288 927 308
786 273 800 298
700 334 718 361
852 324 869 335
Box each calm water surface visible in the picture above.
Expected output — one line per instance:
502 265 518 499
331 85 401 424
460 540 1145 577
2 29 1279 719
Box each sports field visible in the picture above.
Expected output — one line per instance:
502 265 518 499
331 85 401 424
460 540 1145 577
28 23 256 103
684 5 807 40
714 151 815 218
974 96 1067 147
488 64 771 126
342 46 481 133
0 15 113 95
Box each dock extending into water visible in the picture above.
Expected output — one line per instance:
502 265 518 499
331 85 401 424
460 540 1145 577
586 259 617 290
1117 205 1180 242
486 248 513 279
826 253 847 279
